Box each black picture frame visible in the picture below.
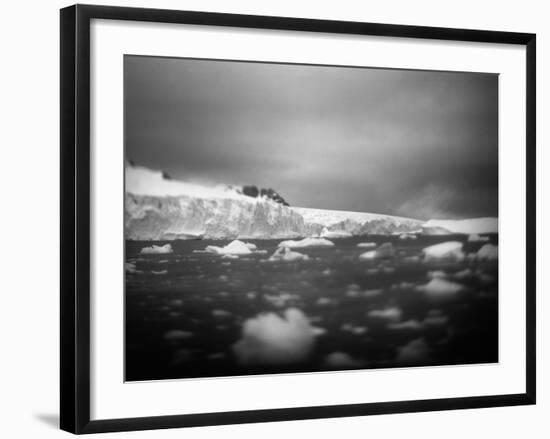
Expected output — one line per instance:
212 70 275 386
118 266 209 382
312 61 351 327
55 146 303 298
60 4 536 434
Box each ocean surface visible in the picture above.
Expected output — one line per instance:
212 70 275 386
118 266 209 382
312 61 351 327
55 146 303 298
125 235 498 381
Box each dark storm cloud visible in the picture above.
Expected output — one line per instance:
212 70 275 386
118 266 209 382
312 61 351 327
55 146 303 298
124 55 498 219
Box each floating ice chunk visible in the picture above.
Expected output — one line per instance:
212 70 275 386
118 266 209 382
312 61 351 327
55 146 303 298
423 315 449 326
468 233 490 242
322 268 333 276
205 240 253 255
244 242 258 251
388 319 423 330
347 286 383 298
427 270 447 279
320 228 352 239
396 338 430 364
264 293 297 307
222 254 239 260
416 278 464 296
359 242 395 260
477 244 498 261
367 306 402 321
278 237 335 248
212 309 232 318
453 268 474 280
357 242 377 248
312 327 327 336
422 241 464 262
125 262 141 274
323 352 363 368
399 233 417 240
316 297 333 306
151 269 168 275
359 251 377 260
268 246 309 262
363 288 383 297
341 323 368 335
164 330 193 341
345 284 361 297
233 308 319 365
140 244 173 255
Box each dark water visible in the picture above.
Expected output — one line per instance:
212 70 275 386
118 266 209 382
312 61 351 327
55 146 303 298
125 235 498 381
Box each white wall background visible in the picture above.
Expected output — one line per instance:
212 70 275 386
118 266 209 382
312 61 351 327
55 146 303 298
0 0 547 437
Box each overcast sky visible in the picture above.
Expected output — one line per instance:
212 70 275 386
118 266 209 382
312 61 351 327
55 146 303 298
124 55 498 220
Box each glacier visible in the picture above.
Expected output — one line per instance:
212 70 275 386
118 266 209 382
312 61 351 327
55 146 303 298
125 164 495 241
421 218 498 235
125 164 313 240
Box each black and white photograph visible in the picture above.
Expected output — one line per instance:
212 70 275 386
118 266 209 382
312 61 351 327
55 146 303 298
124 55 499 382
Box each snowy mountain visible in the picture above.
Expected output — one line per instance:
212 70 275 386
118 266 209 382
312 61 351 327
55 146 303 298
124 164 496 240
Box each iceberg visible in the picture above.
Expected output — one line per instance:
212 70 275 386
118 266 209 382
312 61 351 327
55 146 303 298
467 233 490 242
278 237 334 248
367 306 402 321
268 247 309 262
422 241 464 262
263 293 298 307
232 308 320 365
205 240 253 255
340 323 368 335
359 242 395 260
125 262 141 274
477 244 498 261
423 313 449 326
416 278 464 296
422 217 498 235
151 269 168 275
357 242 377 248
388 319 424 330
323 352 363 368
396 338 430 365
140 244 173 255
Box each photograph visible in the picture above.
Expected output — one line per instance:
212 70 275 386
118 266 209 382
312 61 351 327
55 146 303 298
124 55 499 382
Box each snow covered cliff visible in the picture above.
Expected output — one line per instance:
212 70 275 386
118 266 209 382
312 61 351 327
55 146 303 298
124 164 424 240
